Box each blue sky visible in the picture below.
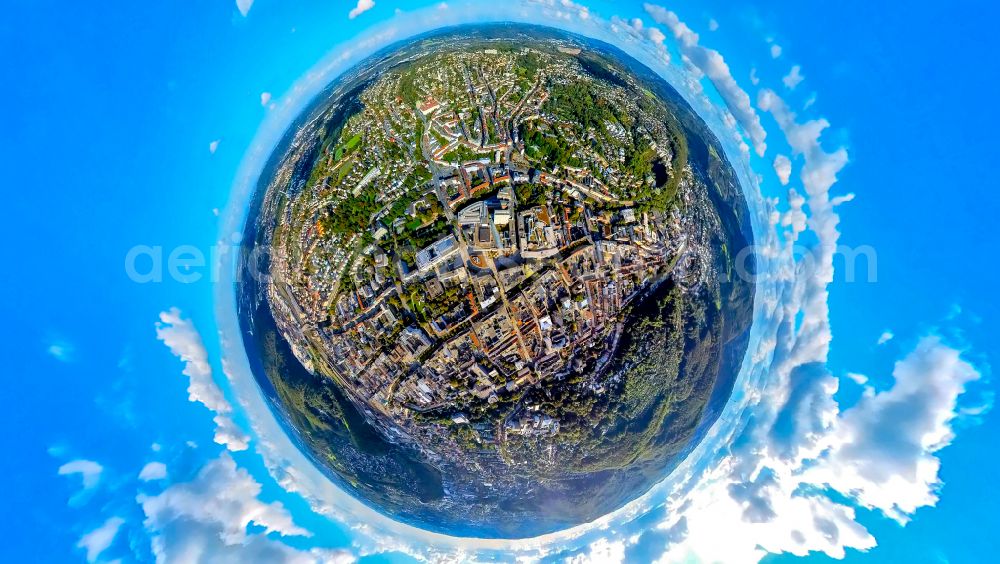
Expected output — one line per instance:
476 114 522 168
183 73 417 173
2 0 998 562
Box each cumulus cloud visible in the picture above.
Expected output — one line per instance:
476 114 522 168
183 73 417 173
349 0 375 19
156 308 249 451
214 417 250 451
781 187 808 239
646 25 667 45
708 18 719 31
878 330 895 345
568 538 625 563
139 461 168 482
770 43 782 58
772 154 792 185
598 335 983 563
527 0 589 23
645 3 768 156
557 0 591 20
77 516 124 563
608 16 671 64
758 90 850 190
260 91 272 106
137 453 353 563
235 0 253 17
783 65 804 89
209 140 220 154
59 459 103 491
807 336 982 521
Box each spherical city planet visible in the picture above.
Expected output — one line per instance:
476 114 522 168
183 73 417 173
237 24 754 538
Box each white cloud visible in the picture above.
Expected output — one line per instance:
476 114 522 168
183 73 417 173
137 453 353 563
781 187 807 238
770 43 782 58
708 18 718 31
156 309 226 413
599 336 983 564
569 538 626 563
783 65 804 89
845 372 869 385
806 336 982 521
156 308 249 451
830 193 855 207
236 0 253 17
772 154 792 185
77 516 124 563
565 0 590 21
209 140 220 154
878 330 895 345
646 26 667 45
47 339 74 362
213 415 250 451
139 461 168 482
749 67 759 86
645 3 768 156
59 459 103 490
260 91 272 106
609 16 671 63
349 0 375 19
